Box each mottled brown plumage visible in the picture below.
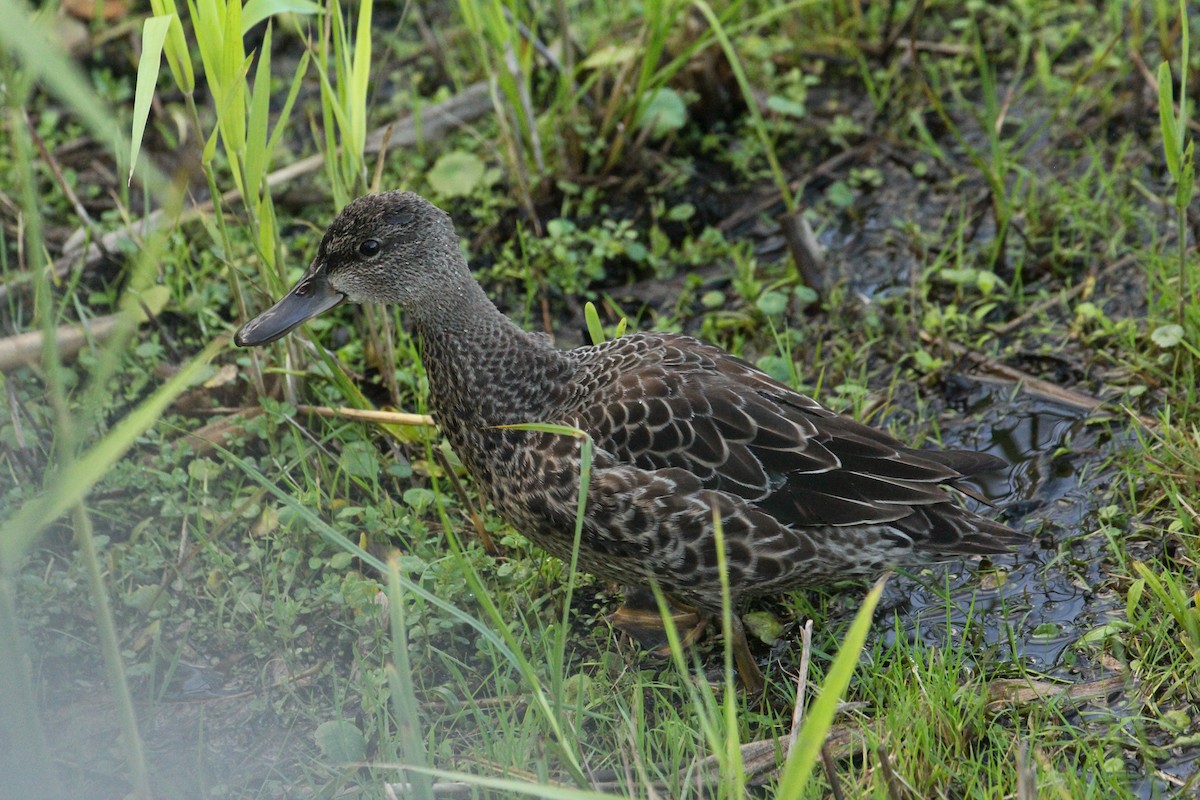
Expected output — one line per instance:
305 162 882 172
235 191 1024 691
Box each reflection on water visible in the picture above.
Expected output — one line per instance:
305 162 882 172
865 385 1123 674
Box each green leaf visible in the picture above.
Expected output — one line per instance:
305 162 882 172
265 48 311 168
579 43 638 70
825 180 854 208
775 576 887 793
129 16 172 185
1032 622 1061 638
743 610 784 643
1176 139 1195 210
1158 62 1180 179
149 0 194 93
766 95 806 119
584 301 605 345
1151 323 1185 348
348 0 373 159
495 422 590 440
793 284 819 306
241 0 322 34
124 283 171 321
402 487 436 510
637 87 688 137
755 354 791 383
427 150 487 198
666 202 695 222
217 2 247 159
1126 577 1145 620
314 720 367 762
938 266 979 286
338 441 378 479
756 290 788 316
1078 620 1131 645
244 23 273 200
256 193 277 269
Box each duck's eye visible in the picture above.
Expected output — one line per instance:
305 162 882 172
358 239 381 258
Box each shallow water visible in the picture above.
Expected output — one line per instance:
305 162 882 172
814 379 1188 795
880 384 1122 675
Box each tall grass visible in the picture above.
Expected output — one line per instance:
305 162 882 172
313 0 376 207
0 3 230 797
451 0 808 207
1154 0 1195 330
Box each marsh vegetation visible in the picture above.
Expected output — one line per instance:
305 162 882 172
1 0 1198 797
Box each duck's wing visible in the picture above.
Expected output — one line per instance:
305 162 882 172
567 333 1020 552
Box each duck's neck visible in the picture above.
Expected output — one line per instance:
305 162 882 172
408 275 570 429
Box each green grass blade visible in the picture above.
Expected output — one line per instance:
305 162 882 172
775 574 888 796
1158 62 1180 179
255 192 278 269
242 0 322 34
0 0 132 176
129 15 172 185
149 0 195 93
189 0 224 105
265 49 311 166
216 0 247 162
385 559 434 800
584 301 605 345
710 508 746 797
245 22 273 198
348 0 372 160
0 337 225 563
1178 0 1189 127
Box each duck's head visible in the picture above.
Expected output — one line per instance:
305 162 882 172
234 191 461 347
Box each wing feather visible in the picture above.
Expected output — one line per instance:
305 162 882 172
566 332 1016 550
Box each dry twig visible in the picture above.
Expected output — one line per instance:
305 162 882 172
0 313 123 371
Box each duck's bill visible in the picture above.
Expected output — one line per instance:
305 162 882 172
234 269 345 347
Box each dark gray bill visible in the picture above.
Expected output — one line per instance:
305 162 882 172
234 267 345 347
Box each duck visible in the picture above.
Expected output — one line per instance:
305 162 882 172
234 191 1023 692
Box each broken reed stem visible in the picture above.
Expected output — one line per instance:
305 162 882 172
1016 739 1037 800
206 404 435 427
877 743 905 800
820 742 845 800
433 446 500 556
297 405 434 426
786 618 815 759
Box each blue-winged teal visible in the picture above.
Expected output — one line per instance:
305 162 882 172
235 191 1022 691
